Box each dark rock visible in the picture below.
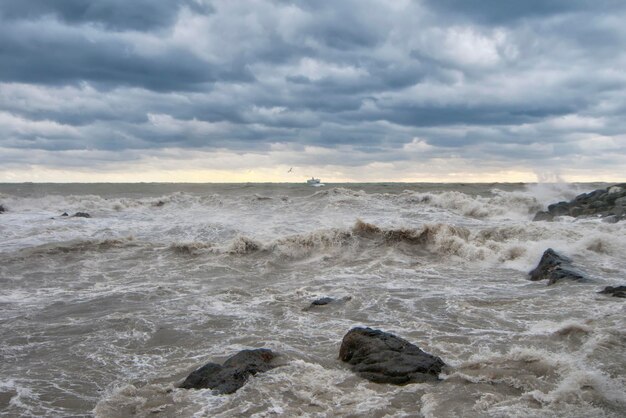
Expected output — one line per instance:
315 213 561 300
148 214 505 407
153 200 166 207
339 327 446 385
179 348 278 394
588 189 607 200
303 296 352 311
312 297 335 306
61 212 69 217
589 200 608 210
72 212 91 218
529 248 585 285
574 192 589 203
533 211 554 222
548 202 569 216
598 286 626 298
603 193 621 205
568 206 583 217
0 204 5 213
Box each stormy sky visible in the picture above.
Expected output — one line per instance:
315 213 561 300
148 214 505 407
1 0 625 182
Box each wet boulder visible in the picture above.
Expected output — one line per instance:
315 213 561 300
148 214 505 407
339 327 446 384
72 212 91 218
547 202 569 216
179 348 278 394
0 204 5 213
61 212 69 217
303 296 352 311
598 286 626 298
529 248 585 285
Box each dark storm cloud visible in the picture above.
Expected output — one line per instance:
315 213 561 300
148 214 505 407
351 103 577 129
0 0 212 31
0 0 625 176
422 0 626 24
0 20 252 91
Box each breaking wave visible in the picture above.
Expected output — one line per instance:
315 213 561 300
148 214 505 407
14 237 139 257
0 186 549 221
164 220 539 263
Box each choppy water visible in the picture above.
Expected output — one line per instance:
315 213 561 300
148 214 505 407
0 183 624 417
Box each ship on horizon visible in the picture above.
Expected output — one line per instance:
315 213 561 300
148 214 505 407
306 177 324 186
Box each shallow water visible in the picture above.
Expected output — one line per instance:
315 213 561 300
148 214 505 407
0 183 624 417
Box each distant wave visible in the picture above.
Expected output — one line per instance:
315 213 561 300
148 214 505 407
0 187 547 220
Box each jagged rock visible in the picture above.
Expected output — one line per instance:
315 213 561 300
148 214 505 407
303 296 352 311
339 327 446 384
72 212 91 218
548 202 569 216
179 349 278 394
568 206 583 217
529 248 585 285
598 286 626 298
61 212 69 216
533 183 626 222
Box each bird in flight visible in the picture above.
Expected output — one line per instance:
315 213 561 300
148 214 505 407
287 167 293 173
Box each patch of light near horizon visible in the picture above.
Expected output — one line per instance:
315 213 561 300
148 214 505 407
0 150 622 183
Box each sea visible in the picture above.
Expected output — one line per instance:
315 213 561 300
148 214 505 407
0 183 624 418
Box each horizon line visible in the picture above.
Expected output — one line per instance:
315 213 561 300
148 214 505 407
1 181 621 185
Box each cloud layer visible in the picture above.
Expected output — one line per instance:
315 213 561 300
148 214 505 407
1 0 625 181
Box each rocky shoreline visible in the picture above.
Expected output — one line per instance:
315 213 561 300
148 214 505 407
533 183 626 222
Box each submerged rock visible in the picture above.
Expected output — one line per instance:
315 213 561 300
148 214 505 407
529 248 585 285
602 215 621 224
179 348 278 394
0 204 5 213
598 286 626 298
303 296 352 311
312 297 335 306
339 327 446 384
533 183 626 222
532 211 553 221
61 212 69 216
72 212 91 218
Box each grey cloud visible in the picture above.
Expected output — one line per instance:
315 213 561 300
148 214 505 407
0 21 253 91
0 0 212 31
422 0 625 24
